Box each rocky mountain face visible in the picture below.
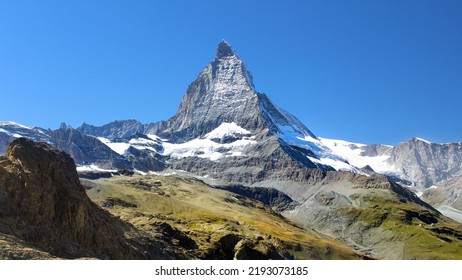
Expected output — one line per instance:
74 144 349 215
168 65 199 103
150 41 316 143
150 41 267 142
386 138 462 188
0 138 176 259
50 123 132 169
314 137 462 189
78 120 144 139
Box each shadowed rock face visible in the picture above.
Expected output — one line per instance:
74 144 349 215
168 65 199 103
0 138 171 259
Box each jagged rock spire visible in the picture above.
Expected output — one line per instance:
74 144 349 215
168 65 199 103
216 40 236 59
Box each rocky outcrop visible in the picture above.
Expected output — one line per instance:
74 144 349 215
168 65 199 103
0 138 173 259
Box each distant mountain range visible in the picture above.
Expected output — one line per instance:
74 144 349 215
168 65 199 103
1 41 462 259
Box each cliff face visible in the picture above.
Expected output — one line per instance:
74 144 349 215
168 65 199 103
0 138 171 259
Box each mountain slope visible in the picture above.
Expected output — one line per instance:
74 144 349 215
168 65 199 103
422 174 462 223
84 173 367 260
281 173 462 259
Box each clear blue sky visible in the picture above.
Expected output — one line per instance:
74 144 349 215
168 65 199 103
1 0 461 145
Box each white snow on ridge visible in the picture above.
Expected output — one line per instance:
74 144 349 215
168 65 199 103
308 156 356 172
275 128 411 180
0 128 9 134
204 122 251 140
276 128 358 172
163 137 256 161
319 138 394 174
318 137 414 186
0 121 31 129
128 137 161 153
98 135 162 155
414 137 431 144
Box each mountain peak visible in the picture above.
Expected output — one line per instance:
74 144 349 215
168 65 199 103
147 41 317 144
60 122 71 130
216 40 236 59
411 137 431 144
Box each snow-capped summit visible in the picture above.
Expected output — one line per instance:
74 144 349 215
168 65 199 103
148 41 260 141
150 41 313 141
142 41 333 169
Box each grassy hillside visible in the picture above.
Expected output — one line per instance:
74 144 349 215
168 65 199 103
340 191 462 259
84 174 365 260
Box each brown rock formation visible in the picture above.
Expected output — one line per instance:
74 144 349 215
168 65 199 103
0 138 171 259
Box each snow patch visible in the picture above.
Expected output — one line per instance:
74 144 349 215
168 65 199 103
308 156 356 171
146 134 161 141
98 137 130 155
98 135 163 155
128 137 161 153
204 122 251 140
76 164 117 172
278 132 357 172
